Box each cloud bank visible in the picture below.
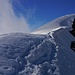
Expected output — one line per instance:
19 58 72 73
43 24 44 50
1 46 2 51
0 0 30 34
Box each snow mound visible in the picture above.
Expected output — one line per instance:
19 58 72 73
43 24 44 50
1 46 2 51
0 14 75 75
32 14 75 34
0 30 75 75
0 33 53 75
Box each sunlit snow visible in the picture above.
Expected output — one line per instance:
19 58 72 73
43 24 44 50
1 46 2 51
0 14 75 75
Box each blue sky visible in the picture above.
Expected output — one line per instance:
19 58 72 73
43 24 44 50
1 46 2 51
0 0 75 34
11 0 75 30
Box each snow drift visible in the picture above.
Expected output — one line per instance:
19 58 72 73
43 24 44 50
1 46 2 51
0 14 75 75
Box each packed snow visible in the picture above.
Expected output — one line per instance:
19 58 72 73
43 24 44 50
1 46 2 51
0 14 75 75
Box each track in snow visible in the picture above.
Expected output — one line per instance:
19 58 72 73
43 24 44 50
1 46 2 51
48 32 60 75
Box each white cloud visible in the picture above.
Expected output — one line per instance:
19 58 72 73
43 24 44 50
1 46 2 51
0 0 30 34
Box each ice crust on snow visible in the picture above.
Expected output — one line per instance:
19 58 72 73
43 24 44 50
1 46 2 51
0 14 75 75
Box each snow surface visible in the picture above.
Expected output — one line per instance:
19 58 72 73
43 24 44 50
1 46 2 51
0 14 75 75
32 14 75 34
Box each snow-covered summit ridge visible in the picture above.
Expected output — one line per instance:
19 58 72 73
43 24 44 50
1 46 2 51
0 14 75 75
32 14 75 34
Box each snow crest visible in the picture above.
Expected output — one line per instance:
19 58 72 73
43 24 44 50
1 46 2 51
0 14 75 75
32 14 75 34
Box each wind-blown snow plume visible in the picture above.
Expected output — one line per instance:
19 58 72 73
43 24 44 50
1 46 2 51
0 0 30 34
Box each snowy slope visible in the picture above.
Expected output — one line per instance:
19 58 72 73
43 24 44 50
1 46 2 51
31 14 75 75
0 14 75 75
0 33 48 75
51 28 75 75
32 14 75 34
